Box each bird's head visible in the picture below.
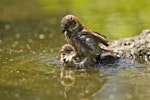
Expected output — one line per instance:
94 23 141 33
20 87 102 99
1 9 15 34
61 15 83 35
60 44 76 64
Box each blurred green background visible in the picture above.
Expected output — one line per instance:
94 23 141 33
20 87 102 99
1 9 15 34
0 1 150 100
1 0 150 38
1 0 150 63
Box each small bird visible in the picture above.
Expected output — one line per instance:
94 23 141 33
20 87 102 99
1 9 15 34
61 15 109 64
60 44 78 68
60 44 96 68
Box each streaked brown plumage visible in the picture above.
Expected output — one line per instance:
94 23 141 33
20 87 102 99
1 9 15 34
60 44 96 68
61 15 108 66
60 44 81 68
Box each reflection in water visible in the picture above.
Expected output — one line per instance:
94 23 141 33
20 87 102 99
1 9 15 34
0 54 150 100
60 68 107 99
0 0 150 100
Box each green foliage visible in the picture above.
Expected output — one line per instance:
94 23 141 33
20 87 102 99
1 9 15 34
0 0 150 39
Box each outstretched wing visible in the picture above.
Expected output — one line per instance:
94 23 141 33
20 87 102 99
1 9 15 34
91 30 109 46
82 29 109 46
92 31 107 38
73 31 102 56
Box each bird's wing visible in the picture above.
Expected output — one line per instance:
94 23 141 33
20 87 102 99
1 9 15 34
75 32 102 55
91 31 109 46
82 29 109 46
92 31 107 38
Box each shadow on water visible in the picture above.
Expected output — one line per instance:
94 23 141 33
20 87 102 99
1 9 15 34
0 0 150 100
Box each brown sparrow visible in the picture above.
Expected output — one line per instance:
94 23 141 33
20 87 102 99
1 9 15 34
60 44 78 68
61 15 108 63
60 44 96 68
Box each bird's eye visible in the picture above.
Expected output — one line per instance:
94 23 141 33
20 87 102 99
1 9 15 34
61 52 66 56
70 17 73 21
66 49 73 53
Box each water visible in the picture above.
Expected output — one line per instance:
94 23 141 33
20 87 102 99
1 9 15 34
0 0 150 100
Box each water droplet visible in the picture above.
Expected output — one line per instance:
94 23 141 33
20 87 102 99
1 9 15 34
4 24 11 30
0 40 2 44
15 34 20 38
28 39 33 43
19 49 23 53
26 44 31 49
9 59 13 61
0 48 3 52
39 34 45 39
16 70 20 73
109 94 115 99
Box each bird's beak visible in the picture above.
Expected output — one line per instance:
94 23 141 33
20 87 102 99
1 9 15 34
61 24 67 33
62 24 69 33
59 49 63 53
62 28 66 33
61 24 71 38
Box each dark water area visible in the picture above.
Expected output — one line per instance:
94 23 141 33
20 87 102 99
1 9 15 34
0 0 150 100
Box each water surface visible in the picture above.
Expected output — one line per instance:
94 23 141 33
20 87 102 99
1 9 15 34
0 0 150 100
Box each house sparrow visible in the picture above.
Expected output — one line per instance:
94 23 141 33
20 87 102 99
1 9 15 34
60 44 96 68
60 44 78 68
61 15 109 63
